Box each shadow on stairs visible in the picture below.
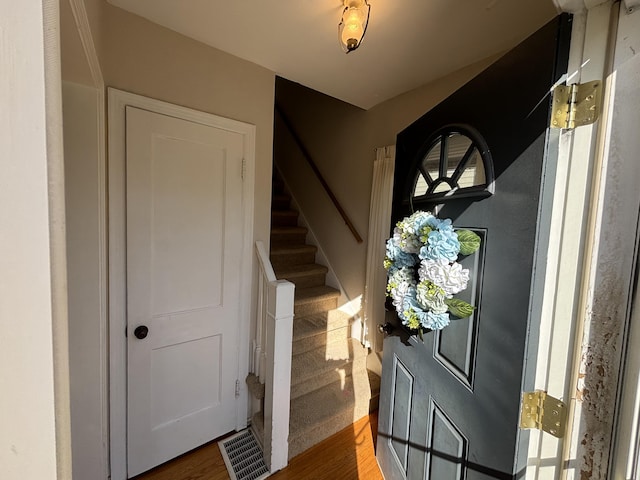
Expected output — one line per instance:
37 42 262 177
251 171 381 460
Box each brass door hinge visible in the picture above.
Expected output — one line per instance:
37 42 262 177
551 80 602 129
520 390 567 438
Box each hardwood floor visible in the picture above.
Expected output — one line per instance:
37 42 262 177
133 413 382 480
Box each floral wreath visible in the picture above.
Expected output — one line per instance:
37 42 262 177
384 211 481 335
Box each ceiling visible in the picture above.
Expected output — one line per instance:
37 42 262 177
106 0 559 109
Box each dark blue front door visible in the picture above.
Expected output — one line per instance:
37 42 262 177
377 14 572 480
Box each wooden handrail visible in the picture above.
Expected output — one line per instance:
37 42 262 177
275 104 363 244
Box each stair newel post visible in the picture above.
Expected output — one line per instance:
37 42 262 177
253 241 295 471
264 279 295 471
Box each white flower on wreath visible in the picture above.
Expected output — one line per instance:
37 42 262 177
416 280 448 313
418 258 470 298
392 211 437 254
387 267 416 311
392 227 421 254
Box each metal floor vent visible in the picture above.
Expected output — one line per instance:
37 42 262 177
218 429 270 480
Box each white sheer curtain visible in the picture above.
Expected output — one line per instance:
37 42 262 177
363 146 395 352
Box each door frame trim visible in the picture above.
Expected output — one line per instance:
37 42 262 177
527 3 640 477
524 5 615 474
66 1 109 477
108 88 256 480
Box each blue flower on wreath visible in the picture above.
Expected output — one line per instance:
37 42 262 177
427 217 452 230
400 294 450 331
399 289 423 330
410 212 435 235
385 238 417 272
419 225 460 262
423 311 450 330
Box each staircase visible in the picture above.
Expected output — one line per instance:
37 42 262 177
253 173 378 460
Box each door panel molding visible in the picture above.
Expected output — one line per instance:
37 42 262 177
425 398 468 480
108 88 256 480
388 354 414 475
434 228 487 391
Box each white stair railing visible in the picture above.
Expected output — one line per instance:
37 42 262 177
252 241 295 472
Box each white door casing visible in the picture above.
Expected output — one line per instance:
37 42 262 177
108 89 255 480
529 3 640 478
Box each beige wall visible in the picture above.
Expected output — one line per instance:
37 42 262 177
61 0 95 86
101 3 276 248
367 56 500 148
274 56 497 304
82 0 105 64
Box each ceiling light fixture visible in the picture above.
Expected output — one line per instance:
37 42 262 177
338 0 370 53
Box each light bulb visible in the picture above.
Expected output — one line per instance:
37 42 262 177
338 0 370 53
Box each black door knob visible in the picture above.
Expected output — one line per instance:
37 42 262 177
378 322 395 335
134 325 149 339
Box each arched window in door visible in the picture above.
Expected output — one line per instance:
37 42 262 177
410 125 494 204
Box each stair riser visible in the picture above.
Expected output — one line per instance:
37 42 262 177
288 395 371 460
271 232 307 245
294 297 338 317
291 355 368 400
272 180 285 194
291 339 368 397
270 251 316 269
369 392 380 413
293 310 353 335
280 273 326 289
292 325 351 355
272 197 290 210
271 214 298 227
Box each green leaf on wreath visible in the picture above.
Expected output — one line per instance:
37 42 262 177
445 298 475 318
457 230 481 256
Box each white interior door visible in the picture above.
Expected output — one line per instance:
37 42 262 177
125 106 244 477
